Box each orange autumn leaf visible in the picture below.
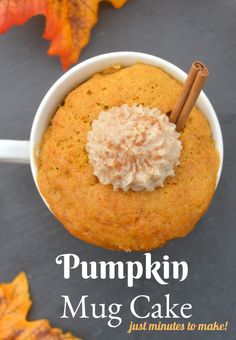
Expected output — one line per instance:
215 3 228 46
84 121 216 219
0 0 128 69
0 273 81 340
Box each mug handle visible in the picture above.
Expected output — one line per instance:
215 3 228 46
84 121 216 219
0 140 30 164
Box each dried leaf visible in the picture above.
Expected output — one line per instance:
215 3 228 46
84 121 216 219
0 0 128 69
0 273 80 340
0 1 45 32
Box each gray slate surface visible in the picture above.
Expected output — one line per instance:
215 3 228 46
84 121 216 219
0 0 236 339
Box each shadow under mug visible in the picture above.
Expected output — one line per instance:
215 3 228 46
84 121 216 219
0 52 224 211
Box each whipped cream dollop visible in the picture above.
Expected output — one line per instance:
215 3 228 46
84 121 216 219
86 104 182 192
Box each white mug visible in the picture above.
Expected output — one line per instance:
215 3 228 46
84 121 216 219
0 52 224 211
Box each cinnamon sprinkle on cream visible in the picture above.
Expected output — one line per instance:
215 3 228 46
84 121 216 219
86 104 182 191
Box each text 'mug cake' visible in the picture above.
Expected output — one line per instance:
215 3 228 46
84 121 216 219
37 63 219 251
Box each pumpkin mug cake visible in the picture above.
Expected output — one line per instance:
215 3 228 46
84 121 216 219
37 62 219 251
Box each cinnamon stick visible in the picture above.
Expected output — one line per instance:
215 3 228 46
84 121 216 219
169 61 208 125
176 67 209 132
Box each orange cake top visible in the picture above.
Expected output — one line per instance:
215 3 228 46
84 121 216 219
37 63 219 251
